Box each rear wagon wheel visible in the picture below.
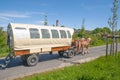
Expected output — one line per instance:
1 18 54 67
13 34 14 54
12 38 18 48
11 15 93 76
26 54 39 66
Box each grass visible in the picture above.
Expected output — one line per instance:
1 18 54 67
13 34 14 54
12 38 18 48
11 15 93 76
15 52 120 80
0 53 8 57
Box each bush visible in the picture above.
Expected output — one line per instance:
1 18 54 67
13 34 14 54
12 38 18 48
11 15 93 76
0 27 8 57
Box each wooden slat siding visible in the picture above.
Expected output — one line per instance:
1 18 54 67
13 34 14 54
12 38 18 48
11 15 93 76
52 46 70 51
14 46 70 56
14 50 30 56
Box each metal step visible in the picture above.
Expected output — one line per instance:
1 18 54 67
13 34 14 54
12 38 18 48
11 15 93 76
0 53 13 69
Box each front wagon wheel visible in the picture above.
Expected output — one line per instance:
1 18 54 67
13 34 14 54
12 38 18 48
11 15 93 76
26 54 39 66
67 50 74 58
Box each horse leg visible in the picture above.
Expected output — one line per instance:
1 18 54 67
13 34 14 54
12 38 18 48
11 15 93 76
82 46 84 55
77 47 79 52
87 45 90 54
85 46 89 54
78 42 81 53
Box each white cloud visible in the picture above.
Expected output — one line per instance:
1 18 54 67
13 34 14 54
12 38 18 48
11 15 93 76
0 11 47 19
0 11 56 20
35 20 44 25
0 12 29 18
0 12 30 23
27 11 57 16
0 11 56 26
0 16 10 21
28 12 46 15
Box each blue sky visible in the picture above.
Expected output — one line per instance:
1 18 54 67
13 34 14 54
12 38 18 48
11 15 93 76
0 0 120 30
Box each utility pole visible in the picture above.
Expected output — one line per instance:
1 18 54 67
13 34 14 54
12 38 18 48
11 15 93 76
44 15 48 26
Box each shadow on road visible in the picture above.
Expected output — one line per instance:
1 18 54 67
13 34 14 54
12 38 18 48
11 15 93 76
0 53 62 69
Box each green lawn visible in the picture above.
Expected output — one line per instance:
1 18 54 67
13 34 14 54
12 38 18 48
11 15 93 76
15 52 120 80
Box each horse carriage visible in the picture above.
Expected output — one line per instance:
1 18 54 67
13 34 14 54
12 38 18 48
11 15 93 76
0 23 91 69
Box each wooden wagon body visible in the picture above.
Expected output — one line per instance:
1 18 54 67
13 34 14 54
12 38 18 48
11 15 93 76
5 23 74 66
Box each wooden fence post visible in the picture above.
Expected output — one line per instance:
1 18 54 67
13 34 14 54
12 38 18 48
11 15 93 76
106 35 119 57
106 36 108 56
113 36 115 55
110 42 112 55
115 37 118 56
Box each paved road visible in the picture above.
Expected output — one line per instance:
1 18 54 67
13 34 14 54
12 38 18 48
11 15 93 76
0 44 120 80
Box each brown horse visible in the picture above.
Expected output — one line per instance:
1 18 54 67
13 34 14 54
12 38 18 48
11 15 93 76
81 38 91 55
73 38 85 52
73 38 91 55
73 39 81 52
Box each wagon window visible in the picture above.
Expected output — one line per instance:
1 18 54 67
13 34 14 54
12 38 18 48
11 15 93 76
14 28 27 38
41 29 50 38
67 30 71 38
29 28 40 39
51 30 59 38
60 30 67 38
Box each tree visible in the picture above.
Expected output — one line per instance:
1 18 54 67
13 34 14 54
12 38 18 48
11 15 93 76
0 27 5 46
107 0 119 55
92 28 103 34
0 27 8 54
61 25 65 27
102 27 111 34
108 0 119 35
78 18 86 38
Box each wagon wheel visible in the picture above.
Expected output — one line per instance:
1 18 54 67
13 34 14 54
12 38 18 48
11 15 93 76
67 50 74 58
26 54 39 66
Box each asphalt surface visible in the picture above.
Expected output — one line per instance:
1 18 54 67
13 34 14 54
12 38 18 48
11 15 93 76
0 44 120 80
